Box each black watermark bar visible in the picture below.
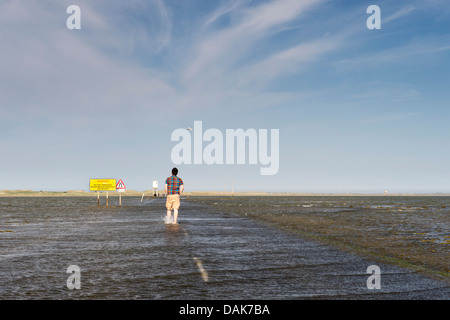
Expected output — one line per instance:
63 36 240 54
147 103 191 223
1 300 445 319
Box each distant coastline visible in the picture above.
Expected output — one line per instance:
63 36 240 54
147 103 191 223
0 189 449 197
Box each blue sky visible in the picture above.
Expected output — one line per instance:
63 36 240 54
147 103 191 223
1 0 449 193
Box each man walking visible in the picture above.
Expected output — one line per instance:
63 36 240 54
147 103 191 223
165 167 184 224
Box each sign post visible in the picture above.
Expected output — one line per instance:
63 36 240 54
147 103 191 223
116 179 126 206
90 179 116 206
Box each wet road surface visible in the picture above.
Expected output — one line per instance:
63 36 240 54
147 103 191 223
0 196 448 299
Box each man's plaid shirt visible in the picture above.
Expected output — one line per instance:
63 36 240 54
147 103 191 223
165 175 183 195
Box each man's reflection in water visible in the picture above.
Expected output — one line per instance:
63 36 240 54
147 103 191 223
164 224 182 247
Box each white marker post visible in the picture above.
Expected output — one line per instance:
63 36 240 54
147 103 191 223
153 180 158 197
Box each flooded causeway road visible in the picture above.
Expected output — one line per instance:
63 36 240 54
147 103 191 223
0 196 448 299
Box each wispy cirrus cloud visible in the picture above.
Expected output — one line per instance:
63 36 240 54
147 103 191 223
383 5 416 24
181 0 330 90
203 0 245 27
359 112 421 124
331 34 450 72
0 0 175 129
233 36 342 89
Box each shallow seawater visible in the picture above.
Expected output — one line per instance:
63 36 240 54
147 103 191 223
0 196 448 299
194 196 450 275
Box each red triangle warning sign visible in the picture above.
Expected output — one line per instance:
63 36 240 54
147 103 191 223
116 179 126 189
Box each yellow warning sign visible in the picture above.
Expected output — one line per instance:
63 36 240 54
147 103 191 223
89 179 117 191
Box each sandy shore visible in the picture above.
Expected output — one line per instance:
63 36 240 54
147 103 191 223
0 190 155 197
1 189 448 197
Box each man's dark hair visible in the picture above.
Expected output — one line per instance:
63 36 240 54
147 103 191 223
172 167 178 176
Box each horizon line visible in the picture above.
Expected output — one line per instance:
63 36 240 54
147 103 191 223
1 189 449 196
